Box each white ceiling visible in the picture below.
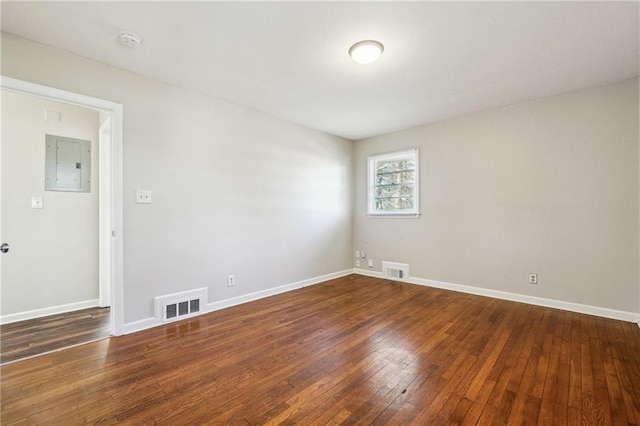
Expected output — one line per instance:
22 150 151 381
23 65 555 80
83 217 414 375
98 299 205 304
2 1 638 140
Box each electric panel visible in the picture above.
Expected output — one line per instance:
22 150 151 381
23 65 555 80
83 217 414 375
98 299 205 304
45 134 91 192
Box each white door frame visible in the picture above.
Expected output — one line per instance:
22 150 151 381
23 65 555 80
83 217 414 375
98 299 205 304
1 76 124 336
98 114 112 308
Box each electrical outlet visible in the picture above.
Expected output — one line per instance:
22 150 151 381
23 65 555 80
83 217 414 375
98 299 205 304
355 260 361 267
136 190 152 204
529 273 538 285
31 196 43 209
355 251 360 259
227 274 235 287
368 259 374 268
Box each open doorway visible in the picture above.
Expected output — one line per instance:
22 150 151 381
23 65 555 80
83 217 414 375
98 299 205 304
0 77 123 364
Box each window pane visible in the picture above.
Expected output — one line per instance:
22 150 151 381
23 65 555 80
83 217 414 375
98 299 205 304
368 149 419 215
376 171 414 185
377 159 414 173
376 197 414 211
375 184 413 198
375 158 415 211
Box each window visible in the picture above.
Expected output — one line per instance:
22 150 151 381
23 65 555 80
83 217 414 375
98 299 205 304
368 148 419 216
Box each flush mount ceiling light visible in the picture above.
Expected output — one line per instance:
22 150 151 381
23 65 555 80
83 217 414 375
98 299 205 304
349 40 384 64
118 31 141 48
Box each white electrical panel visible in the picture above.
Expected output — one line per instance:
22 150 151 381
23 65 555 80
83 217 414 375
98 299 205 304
45 134 91 193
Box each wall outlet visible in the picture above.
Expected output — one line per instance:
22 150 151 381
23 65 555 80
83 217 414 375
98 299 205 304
529 273 538 285
31 196 43 209
355 260 361 267
368 259 374 268
355 251 360 259
227 274 235 287
136 189 152 204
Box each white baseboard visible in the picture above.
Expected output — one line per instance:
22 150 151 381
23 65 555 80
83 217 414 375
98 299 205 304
353 268 384 279
354 268 640 323
122 317 159 335
206 270 348 313
0 299 100 325
122 269 353 335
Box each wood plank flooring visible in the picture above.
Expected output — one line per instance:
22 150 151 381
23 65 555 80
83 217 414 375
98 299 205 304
1 274 639 424
0 307 111 364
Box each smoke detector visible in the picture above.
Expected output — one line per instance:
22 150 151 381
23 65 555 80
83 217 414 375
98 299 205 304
118 31 141 48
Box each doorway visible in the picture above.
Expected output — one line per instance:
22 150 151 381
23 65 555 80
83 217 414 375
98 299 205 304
0 77 124 363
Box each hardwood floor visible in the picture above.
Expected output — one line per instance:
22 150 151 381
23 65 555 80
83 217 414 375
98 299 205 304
0 307 111 364
1 274 639 424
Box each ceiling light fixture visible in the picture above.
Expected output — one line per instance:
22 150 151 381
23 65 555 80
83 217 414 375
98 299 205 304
118 31 142 48
349 40 384 64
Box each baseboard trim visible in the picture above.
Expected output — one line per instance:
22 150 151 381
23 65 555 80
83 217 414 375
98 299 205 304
206 269 352 313
353 268 639 323
353 268 384 279
122 269 353 335
122 317 159 335
0 299 100 325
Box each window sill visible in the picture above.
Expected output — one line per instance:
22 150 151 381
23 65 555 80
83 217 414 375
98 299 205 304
367 212 421 219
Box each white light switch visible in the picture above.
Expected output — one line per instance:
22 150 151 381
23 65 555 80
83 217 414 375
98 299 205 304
136 190 152 204
31 196 43 209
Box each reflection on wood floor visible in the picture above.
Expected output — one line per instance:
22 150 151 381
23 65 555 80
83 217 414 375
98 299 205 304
0 307 110 364
1 275 639 424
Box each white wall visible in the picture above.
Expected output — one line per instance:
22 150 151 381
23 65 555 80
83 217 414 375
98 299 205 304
3 32 637 325
1 34 353 325
1 90 100 316
354 79 640 314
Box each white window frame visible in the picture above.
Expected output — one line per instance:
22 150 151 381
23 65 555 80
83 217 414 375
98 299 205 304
367 148 420 217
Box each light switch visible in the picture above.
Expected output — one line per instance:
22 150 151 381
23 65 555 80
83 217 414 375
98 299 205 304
136 190 152 204
31 196 43 209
